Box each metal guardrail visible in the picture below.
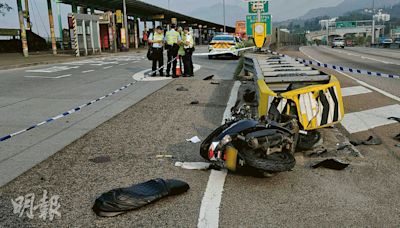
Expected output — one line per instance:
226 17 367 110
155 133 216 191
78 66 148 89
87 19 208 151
244 55 264 81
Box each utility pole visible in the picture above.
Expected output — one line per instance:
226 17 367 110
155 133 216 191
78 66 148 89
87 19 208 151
55 0 63 50
17 0 29 57
168 0 170 10
47 0 57 55
24 0 31 30
326 20 329 46
223 0 226 33
123 0 129 49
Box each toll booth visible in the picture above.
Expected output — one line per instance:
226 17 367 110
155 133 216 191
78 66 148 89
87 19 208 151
68 13 101 56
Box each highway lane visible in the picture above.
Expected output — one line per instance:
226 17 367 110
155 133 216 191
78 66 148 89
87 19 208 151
300 46 400 97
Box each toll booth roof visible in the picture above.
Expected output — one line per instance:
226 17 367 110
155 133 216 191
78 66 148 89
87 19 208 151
60 0 235 32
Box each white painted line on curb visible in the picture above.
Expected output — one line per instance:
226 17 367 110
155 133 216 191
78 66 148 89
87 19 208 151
198 81 241 228
82 70 95 73
341 104 400 134
341 86 372 97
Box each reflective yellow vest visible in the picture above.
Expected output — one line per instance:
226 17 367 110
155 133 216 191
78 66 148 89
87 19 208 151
153 33 164 42
166 30 180 45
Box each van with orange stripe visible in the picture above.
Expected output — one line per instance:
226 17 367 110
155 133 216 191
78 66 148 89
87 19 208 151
208 35 245 59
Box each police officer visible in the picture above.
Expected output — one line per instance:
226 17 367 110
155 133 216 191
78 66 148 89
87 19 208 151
165 24 182 78
182 27 195 77
148 26 165 77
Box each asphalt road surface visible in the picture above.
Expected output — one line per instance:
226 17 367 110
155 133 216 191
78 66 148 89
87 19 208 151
0 46 237 187
1 46 400 227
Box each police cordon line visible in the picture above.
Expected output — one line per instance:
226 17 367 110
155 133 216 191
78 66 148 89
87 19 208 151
267 50 400 80
0 47 256 143
0 82 136 142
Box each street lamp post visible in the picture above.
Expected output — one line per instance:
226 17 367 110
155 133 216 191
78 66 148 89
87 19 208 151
122 0 129 49
223 0 226 33
371 0 376 45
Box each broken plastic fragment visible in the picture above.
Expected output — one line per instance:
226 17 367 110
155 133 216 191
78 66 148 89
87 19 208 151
190 100 199 105
394 133 400 142
156 155 173 159
177 86 189 91
388 117 400 123
311 159 349 170
350 136 382 146
186 136 201 143
92 178 190 217
175 162 211 170
89 155 111 163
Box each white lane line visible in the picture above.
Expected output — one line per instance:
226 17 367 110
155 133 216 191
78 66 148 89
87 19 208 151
300 47 400 103
341 104 400 134
198 81 241 228
323 46 399 65
103 66 113 69
341 86 372 97
56 74 72 79
81 70 95 73
24 74 72 79
119 63 129 66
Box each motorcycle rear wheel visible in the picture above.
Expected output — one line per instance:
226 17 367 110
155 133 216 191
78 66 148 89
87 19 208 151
241 150 295 172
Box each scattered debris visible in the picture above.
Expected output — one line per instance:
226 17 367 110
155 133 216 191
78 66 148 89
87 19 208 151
337 143 353 151
311 159 349 170
203 75 214 81
308 147 328 157
210 81 220 85
89 155 111 164
350 136 382 146
394 133 400 141
388 117 400 123
186 136 201 143
190 100 199 105
175 162 211 170
93 178 189 217
176 86 189 91
156 155 173 159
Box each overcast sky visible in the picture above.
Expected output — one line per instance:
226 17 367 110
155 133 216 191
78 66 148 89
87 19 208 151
0 0 344 38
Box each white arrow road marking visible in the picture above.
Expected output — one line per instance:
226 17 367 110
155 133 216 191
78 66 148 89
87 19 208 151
132 64 201 81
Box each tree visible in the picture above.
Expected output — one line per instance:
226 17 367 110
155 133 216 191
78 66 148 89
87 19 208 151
0 3 12 16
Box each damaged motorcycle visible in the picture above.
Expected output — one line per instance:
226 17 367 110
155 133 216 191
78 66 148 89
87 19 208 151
200 84 321 177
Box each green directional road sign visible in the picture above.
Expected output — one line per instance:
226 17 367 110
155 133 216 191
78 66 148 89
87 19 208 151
248 1 268 14
336 21 357 28
246 14 271 36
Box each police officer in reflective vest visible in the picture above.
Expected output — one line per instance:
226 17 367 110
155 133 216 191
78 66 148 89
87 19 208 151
183 27 195 77
165 24 182 78
148 26 165 77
